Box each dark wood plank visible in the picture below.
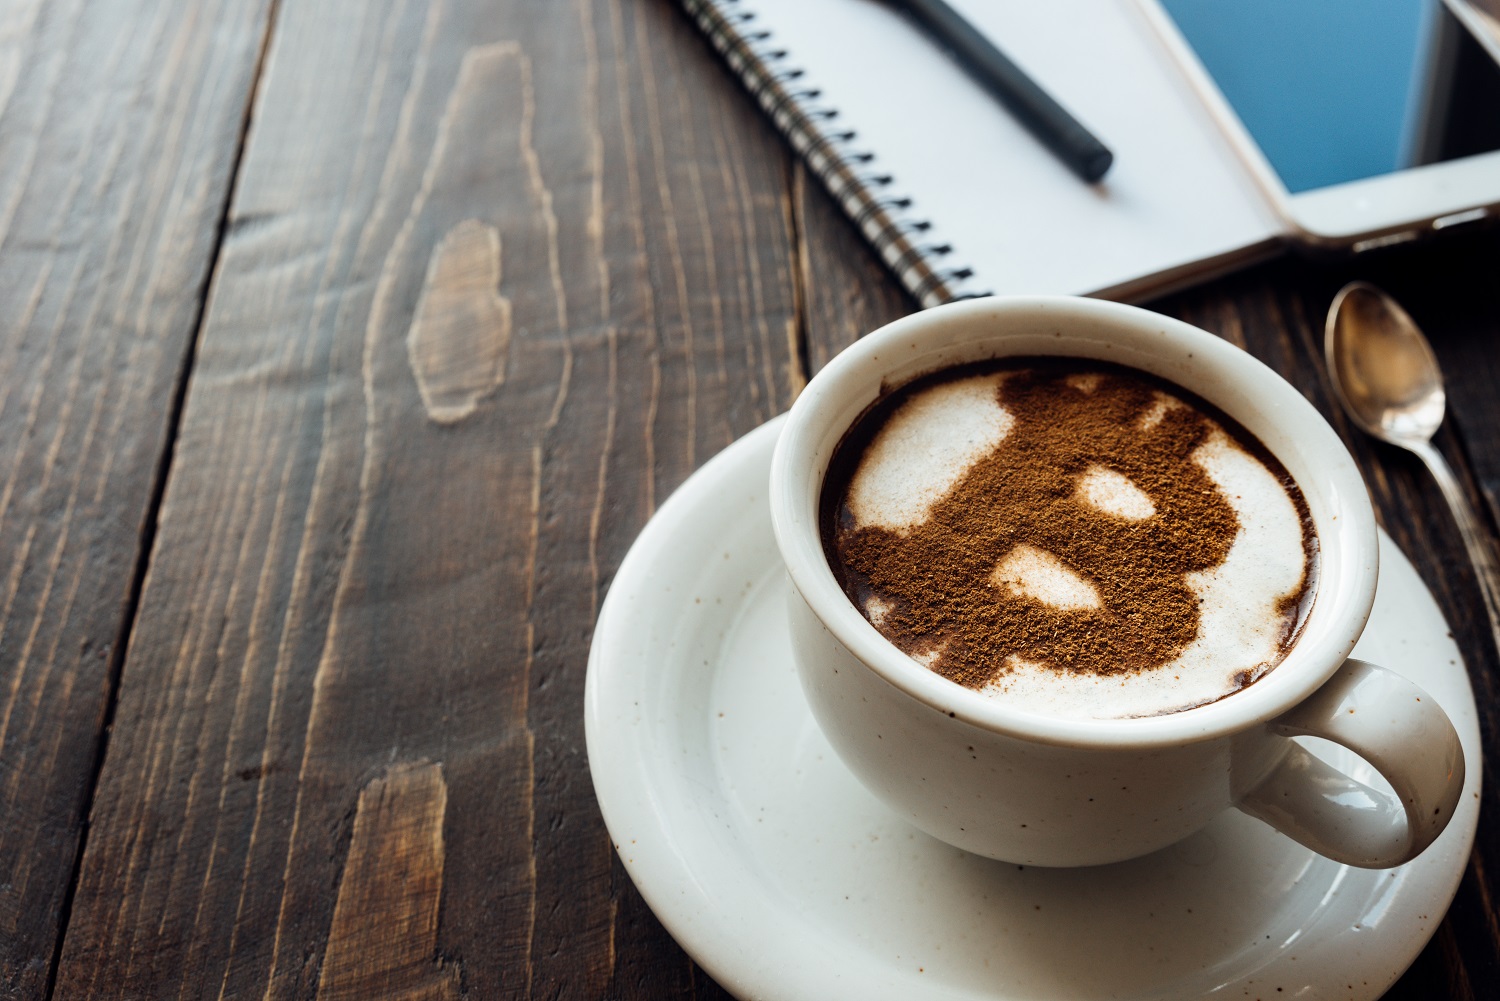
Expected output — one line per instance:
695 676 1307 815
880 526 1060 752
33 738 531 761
0 0 272 993
792 163 914 374
51 0 800 997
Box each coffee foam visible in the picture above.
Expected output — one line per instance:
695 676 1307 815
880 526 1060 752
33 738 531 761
845 372 1011 532
992 544 1101 610
1075 465 1156 521
838 365 1312 721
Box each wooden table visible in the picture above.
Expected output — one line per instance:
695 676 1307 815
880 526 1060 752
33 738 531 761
1 1 1497 997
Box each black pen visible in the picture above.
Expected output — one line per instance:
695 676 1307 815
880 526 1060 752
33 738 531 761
889 0 1114 183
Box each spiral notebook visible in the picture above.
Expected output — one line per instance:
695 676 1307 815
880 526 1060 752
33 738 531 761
682 0 1286 306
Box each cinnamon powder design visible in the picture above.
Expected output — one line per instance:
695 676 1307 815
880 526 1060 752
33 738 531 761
832 365 1255 688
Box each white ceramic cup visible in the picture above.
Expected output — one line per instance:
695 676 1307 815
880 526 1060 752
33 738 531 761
770 297 1465 868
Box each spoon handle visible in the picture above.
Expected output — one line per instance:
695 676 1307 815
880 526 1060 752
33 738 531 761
1411 439 1500 661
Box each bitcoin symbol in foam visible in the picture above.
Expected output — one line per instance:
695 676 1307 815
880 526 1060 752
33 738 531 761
843 369 1240 687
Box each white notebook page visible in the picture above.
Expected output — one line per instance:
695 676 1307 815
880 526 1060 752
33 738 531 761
748 0 1284 298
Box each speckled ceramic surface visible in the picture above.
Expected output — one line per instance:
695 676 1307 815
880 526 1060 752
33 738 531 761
584 416 1480 1001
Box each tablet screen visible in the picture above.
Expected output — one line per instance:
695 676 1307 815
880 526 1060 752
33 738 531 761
1158 0 1500 193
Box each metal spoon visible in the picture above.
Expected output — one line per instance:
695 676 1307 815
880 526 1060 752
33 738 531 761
1326 281 1500 657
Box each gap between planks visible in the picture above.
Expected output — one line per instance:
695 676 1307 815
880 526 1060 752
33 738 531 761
784 158 813 394
41 3 286 997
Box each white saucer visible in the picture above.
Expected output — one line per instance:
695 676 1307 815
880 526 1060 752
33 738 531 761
585 416 1481 1001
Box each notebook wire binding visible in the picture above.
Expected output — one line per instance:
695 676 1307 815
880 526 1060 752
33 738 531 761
681 0 991 307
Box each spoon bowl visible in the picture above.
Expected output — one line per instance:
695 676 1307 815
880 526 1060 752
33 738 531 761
1325 280 1500 660
1325 282 1446 446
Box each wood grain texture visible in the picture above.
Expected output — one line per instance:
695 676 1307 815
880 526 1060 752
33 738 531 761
316 762 458 1001
792 164 913 375
50 0 799 997
0 0 272 994
21 0 1499 997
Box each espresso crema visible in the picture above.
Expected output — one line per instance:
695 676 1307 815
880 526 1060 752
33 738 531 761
821 359 1317 720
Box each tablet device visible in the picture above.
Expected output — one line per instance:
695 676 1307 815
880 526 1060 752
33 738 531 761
1139 0 1500 248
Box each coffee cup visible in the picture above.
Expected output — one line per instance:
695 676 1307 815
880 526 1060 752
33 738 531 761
769 296 1464 868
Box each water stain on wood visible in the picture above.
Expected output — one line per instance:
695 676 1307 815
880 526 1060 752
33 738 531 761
373 41 541 427
317 761 459 1001
408 219 512 424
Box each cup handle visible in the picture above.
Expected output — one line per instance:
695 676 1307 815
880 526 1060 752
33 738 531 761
1235 658 1465 868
